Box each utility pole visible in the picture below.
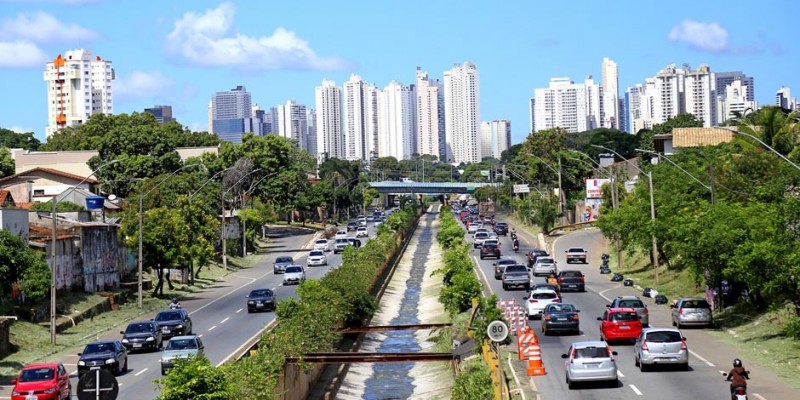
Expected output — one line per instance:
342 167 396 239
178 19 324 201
647 171 660 285
611 166 622 271
241 192 247 257
708 164 716 205
557 156 564 224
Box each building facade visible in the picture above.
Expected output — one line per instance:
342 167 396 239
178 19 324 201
305 108 317 156
415 68 442 159
479 120 511 160
601 57 619 129
444 62 481 163
776 87 797 110
684 65 717 127
716 80 757 123
315 79 343 160
715 71 754 102
211 85 254 143
44 49 114 138
342 74 370 161
377 81 416 160
532 77 603 133
144 105 175 124
277 100 308 147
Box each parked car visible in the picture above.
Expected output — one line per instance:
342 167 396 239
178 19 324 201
480 242 501 259
634 327 689 371
120 320 163 352
525 289 560 319
502 264 530 291
273 256 294 274
598 307 642 343
527 249 549 268
154 308 193 338
609 296 649 326
532 256 558 277
333 238 350 253
356 227 369 238
314 239 330 252
671 297 713 328
11 362 71 400
493 222 509 236
562 341 619 389
283 265 306 285
557 270 585 292
346 221 358 231
77 340 128 377
307 250 328 266
493 258 519 279
473 232 490 248
246 288 276 313
161 335 204 375
541 303 580 335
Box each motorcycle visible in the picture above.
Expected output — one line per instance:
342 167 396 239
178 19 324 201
513 241 519 252
723 371 750 400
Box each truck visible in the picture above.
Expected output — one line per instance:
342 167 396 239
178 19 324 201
502 264 530 291
479 201 495 222
565 247 588 264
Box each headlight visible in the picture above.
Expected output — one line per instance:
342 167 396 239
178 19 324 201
176 324 183 329
105 358 116 365
78 361 86 366
248 301 254 304
44 387 56 394
146 336 154 341
121 338 129 343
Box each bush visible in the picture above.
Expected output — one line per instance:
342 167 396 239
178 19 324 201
785 317 800 340
451 359 494 400
155 355 230 400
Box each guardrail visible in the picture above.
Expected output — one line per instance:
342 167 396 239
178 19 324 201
547 220 594 234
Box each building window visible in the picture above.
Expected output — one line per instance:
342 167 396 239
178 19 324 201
34 189 45 196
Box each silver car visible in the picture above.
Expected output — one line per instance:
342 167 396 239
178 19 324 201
609 296 650 326
532 256 557 277
282 265 306 285
161 335 204 375
473 232 490 248
671 298 713 328
562 341 619 389
634 327 689 371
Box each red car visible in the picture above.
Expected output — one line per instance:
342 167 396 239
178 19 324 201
598 307 642 343
11 362 71 400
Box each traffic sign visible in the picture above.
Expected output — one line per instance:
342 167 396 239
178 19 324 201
77 368 118 400
487 320 509 342
513 184 530 194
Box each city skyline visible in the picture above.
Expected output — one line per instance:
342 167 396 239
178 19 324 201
0 0 797 146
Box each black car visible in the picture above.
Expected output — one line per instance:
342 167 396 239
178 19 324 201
494 222 509 236
527 249 549 268
77 340 128 376
154 309 193 338
346 221 358 231
120 320 162 352
541 303 580 335
246 288 276 313
347 238 362 249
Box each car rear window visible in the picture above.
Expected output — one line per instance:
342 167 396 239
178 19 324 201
498 259 516 265
618 300 645 308
546 304 576 313
538 258 555 264
285 266 302 273
575 347 609 359
505 265 527 273
561 271 582 277
645 330 682 343
682 300 710 309
483 243 498 249
309 251 323 257
568 248 585 252
611 312 639 322
531 292 557 299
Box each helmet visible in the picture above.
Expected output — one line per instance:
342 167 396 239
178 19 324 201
733 358 742 367
172 296 178 303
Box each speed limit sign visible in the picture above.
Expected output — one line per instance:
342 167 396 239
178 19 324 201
487 320 509 342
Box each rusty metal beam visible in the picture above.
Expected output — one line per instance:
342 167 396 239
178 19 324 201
340 323 451 333
287 352 456 364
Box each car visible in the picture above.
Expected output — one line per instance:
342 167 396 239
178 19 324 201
483 238 500 247
480 242 501 259
494 222 509 236
358 218 367 227
527 249 549 268
307 250 328 266
273 256 294 274
154 308 193 338
346 221 358 231
565 247 588 264
502 264 530 291
562 341 619 389
525 289 560 319
374 219 383 228
314 239 330 252
671 297 713 328
11 362 71 400
467 223 479 234
598 307 642 343
335 230 348 239
557 270 586 292
532 256 558 277
333 238 351 253
531 283 560 294
634 327 689 371
487 231 498 241
347 237 362 248
246 288 276 312
366 215 375 222
161 335 204 375
609 296 649 326
282 265 306 285
493 259 519 279
475 227 489 235
356 227 369 238
541 303 580 335
120 320 163 352
473 232 490 248
77 340 128 377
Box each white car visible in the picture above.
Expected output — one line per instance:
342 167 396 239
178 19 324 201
467 223 479 234
525 289 561 319
282 265 306 285
307 250 327 266
356 227 369 238
335 231 348 239
473 232 490 248
314 239 330 252
358 218 367 227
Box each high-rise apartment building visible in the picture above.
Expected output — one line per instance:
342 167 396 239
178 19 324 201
315 79 343 160
377 81 416 160
305 108 317 156
601 57 619 129
144 105 175 124
529 97 536 133
44 49 114 138
416 67 442 159
211 85 254 143
277 100 308 148
625 79 657 133
480 120 511 160
342 74 370 161
532 77 602 133
444 62 481 163
617 98 627 134
684 65 717 127
653 65 685 123
364 84 380 162
716 71 754 102
717 80 757 123
776 87 797 110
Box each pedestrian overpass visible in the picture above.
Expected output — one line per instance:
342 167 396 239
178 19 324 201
368 181 498 194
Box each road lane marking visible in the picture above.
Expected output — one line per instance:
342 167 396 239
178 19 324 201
719 370 726 375
507 353 527 400
753 394 767 400
597 285 621 302
134 368 149 377
629 384 643 395
617 370 625 378
471 255 494 295
220 317 230 324
217 318 278 366
208 325 217 331
198 334 203 338
189 275 259 315
688 349 715 367
236 308 243 313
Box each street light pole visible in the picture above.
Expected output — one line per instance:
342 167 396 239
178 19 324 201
50 157 125 344
221 168 263 270
240 172 277 257
718 127 800 172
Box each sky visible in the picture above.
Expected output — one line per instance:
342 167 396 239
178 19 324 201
0 0 797 145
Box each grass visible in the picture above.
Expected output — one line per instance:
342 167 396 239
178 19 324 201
271 220 326 230
608 249 705 299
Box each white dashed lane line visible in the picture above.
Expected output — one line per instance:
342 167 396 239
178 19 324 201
617 370 625 378
134 368 148 377
220 317 230 324
236 308 243 313
208 325 217 331
629 384 643 395
689 349 715 367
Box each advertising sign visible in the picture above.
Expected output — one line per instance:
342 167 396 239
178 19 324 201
513 184 530 194
585 179 611 199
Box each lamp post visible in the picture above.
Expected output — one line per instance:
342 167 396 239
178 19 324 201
527 154 563 222
240 172 277 257
221 168 263 270
717 126 800 172
591 144 661 286
138 163 205 308
50 157 125 344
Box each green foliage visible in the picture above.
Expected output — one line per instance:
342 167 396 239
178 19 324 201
451 359 494 400
784 317 800 340
470 295 505 343
531 197 559 234
0 230 50 303
0 147 14 178
0 127 40 150
155 355 231 400
30 200 85 212
435 209 483 313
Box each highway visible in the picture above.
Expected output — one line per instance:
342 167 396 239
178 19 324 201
468 219 784 400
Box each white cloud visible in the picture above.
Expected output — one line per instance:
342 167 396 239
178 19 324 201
114 71 173 101
8 125 33 133
668 20 729 53
0 12 99 44
166 2 349 71
0 40 48 67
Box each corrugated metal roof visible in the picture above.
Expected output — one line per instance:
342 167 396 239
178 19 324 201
673 127 733 148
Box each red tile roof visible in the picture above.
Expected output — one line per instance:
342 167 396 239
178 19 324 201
0 190 12 206
0 167 98 184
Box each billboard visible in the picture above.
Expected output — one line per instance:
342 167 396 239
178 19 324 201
585 179 611 199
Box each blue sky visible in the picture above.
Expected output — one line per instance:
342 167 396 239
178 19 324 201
0 0 796 145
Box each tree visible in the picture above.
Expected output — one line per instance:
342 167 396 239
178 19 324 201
637 113 704 151
30 200 85 212
0 128 40 150
736 106 800 156
0 147 15 178
0 230 50 303
371 156 403 180
531 197 559 234
155 355 230 400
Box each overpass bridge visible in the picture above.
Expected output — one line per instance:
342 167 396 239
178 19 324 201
368 181 498 194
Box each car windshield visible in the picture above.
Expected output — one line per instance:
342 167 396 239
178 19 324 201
611 312 639 322
166 338 197 350
531 292 557 299
618 299 645 308
125 323 152 333
498 259 516 265
315 240 327 244
309 251 324 257
682 300 710 309
575 346 609 359
568 248 585 252
546 304 576 313
19 368 54 382
83 342 113 354
358 227 367 231
276 257 292 263
285 266 303 273
645 330 682 343
335 239 349 244
249 289 272 297
538 258 555 264
155 311 182 321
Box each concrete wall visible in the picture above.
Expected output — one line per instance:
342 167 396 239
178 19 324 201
43 236 81 291
278 363 325 400
80 225 123 293
0 208 30 242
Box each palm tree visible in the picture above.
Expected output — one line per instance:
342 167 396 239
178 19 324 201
736 106 800 155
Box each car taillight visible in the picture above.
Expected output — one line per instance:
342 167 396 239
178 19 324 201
571 349 576 364
529 299 538 303
679 308 685 315
579 276 585 283
640 340 648 351
680 340 687 350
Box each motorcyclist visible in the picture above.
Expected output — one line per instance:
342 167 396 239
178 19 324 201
547 273 559 288
169 296 181 309
726 358 749 399
512 237 520 251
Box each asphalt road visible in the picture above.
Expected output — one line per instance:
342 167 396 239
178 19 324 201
466 219 780 400
1 223 378 400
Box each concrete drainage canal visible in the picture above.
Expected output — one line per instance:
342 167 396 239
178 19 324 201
336 208 454 400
